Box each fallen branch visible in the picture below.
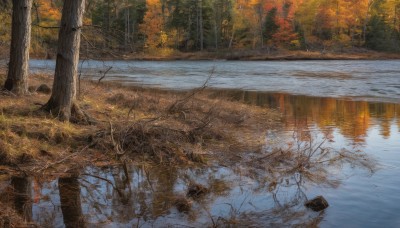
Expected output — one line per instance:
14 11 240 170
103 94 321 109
32 146 89 173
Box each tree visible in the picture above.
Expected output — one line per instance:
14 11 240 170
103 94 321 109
365 0 400 51
43 0 87 122
4 0 32 95
263 7 279 45
140 0 164 49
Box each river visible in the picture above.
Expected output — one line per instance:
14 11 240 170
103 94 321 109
2 60 399 227
30 60 400 103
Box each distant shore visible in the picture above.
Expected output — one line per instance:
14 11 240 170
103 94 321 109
122 50 400 61
18 48 400 61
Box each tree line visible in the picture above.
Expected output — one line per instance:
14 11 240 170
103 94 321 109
1 0 400 56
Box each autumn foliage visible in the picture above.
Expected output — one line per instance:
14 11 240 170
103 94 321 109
1 0 400 55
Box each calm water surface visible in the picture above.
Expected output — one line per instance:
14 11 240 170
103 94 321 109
30 60 400 103
2 60 398 227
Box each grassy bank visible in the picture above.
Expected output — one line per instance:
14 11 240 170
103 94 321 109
0 72 280 177
2 45 400 61
0 71 281 225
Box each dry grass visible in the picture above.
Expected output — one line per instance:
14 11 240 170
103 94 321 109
0 72 280 175
89 79 278 165
0 202 28 228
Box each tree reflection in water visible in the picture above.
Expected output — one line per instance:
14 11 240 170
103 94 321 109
11 176 32 223
221 127 376 226
72 133 375 227
58 174 86 228
2 133 376 227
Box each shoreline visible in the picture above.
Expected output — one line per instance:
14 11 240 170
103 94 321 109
24 49 400 61
0 70 385 227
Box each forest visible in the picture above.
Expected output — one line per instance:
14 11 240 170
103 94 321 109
1 0 400 58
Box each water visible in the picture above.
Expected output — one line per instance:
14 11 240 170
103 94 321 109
2 60 398 227
30 60 400 103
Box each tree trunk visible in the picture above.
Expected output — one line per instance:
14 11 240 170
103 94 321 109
4 0 32 95
199 0 203 51
44 0 86 122
229 27 235 49
214 20 218 50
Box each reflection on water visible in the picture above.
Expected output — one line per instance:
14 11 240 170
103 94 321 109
59 175 86 228
214 90 400 143
1 93 399 227
11 176 32 223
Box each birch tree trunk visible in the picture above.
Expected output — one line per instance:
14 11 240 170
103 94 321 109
4 0 32 95
44 0 86 122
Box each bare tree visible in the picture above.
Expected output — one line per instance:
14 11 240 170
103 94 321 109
4 0 32 95
43 0 87 122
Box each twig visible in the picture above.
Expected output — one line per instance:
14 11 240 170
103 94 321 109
98 66 113 84
33 146 88 172
32 23 59 29
168 66 215 113
109 120 125 155
81 173 124 197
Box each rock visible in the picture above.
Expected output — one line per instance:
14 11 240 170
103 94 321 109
36 84 52 94
305 196 329 212
187 183 208 198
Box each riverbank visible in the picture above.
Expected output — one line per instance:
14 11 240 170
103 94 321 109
0 72 280 171
122 49 400 61
0 72 282 225
12 47 400 61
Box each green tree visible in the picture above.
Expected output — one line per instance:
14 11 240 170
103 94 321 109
365 15 400 51
365 0 400 51
263 7 279 45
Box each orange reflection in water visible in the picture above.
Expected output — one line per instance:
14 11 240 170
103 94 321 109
217 90 399 144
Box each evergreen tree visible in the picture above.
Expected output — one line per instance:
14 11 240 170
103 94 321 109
263 7 279 45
